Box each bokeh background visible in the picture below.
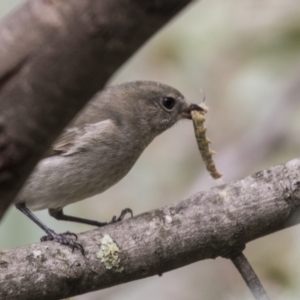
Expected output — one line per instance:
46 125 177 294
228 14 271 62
1 0 300 299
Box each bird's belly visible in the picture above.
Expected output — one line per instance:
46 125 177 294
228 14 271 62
17 148 140 211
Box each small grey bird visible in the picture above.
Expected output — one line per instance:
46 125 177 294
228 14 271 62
15 81 203 253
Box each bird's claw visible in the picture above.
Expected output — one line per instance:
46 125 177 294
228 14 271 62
109 208 133 224
60 230 78 240
41 229 84 255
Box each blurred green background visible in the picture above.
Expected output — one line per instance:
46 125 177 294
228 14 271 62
1 0 300 299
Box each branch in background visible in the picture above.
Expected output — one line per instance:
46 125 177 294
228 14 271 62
231 253 270 300
1 157 300 300
0 0 193 219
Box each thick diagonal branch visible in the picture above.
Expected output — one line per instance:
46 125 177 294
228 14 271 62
0 0 193 219
1 158 300 300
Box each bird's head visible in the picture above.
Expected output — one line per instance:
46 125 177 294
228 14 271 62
105 81 203 135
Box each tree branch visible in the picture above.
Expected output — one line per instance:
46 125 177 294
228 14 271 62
0 0 193 219
231 253 270 300
1 157 300 300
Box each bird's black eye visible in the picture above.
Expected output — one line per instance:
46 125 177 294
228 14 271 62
162 97 176 110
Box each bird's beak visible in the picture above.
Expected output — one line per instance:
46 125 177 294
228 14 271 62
181 103 207 119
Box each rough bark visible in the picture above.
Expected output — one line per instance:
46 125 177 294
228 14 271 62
1 158 300 300
0 0 193 219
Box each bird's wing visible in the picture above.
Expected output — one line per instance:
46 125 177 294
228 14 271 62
44 119 114 157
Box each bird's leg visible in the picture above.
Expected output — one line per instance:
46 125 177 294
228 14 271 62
15 203 84 254
49 208 133 227
109 208 133 223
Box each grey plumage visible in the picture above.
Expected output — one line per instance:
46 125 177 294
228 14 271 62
16 81 195 211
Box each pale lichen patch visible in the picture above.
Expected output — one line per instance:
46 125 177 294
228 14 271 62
219 190 228 199
96 234 123 272
33 250 42 258
164 215 172 224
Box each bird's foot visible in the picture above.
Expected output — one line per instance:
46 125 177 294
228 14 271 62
109 208 133 224
41 229 84 255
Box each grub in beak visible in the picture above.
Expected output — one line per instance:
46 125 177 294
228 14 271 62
182 103 207 119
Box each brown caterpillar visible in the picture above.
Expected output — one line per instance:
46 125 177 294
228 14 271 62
191 107 223 179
